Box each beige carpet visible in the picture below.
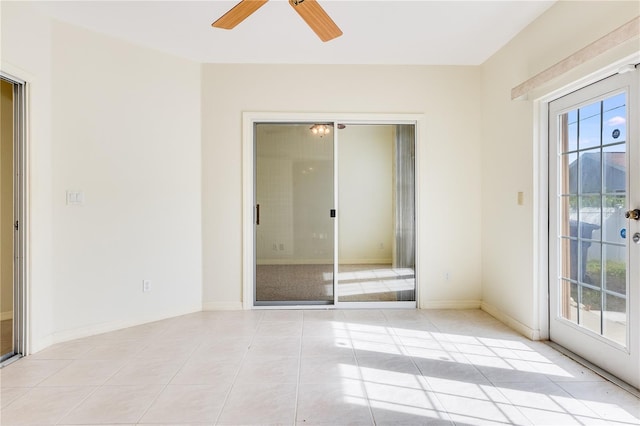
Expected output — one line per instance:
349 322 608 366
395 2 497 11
256 264 415 302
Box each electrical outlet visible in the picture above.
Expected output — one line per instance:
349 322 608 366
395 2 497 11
142 280 151 293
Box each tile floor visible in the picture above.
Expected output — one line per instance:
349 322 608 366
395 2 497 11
1 309 639 425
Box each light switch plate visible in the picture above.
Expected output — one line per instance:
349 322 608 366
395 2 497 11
66 190 84 205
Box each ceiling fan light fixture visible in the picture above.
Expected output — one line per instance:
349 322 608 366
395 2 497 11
310 124 331 137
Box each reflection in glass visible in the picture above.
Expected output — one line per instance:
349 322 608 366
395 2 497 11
604 293 627 346
602 93 626 146
603 244 626 296
580 287 602 335
560 280 578 324
578 102 601 150
255 123 334 304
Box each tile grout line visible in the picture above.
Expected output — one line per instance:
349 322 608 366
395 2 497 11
349 312 377 426
212 313 262 426
292 311 304 426
132 334 208 425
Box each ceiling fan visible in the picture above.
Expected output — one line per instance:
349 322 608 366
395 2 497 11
212 0 343 42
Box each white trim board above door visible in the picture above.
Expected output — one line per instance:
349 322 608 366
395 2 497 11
242 112 425 310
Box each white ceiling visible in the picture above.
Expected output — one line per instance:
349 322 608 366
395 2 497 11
30 0 555 65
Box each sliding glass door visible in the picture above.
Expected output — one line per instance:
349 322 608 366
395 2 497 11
253 119 416 307
255 123 335 304
337 124 416 303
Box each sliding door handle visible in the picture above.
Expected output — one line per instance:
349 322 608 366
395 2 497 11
256 204 260 225
330 209 336 218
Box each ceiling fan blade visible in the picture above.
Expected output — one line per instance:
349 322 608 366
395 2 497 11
212 0 269 29
288 0 342 42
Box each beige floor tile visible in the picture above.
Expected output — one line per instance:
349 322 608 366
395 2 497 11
59 384 163 424
105 357 183 385
556 380 640 423
301 335 354 358
38 359 125 387
133 337 200 361
247 336 301 357
3 309 638 425
27 340 95 360
217 381 297 425
261 309 304 322
296 380 373 424
76 339 143 360
0 386 30 409
255 320 303 337
0 386 95 425
236 354 299 384
299 354 360 384
189 338 251 360
139 384 227 424
170 357 240 386
428 379 531 426
0 359 72 387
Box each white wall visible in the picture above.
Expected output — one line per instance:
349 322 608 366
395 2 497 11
480 1 640 338
49 22 203 340
2 3 203 350
202 64 483 309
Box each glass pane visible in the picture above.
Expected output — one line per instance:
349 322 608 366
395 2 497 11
603 293 627 346
559 237 574 281
602 147 626 194
566 110 578 152
602 93 626 146
579 286 602 335
562 152 578 195
602 195 626 243
603 244 626 295
561 195 577 238
584 242 601 287
560 280 578 324
578 149 601 194
255 123 334 303
578 101 602 150
338 124 415 302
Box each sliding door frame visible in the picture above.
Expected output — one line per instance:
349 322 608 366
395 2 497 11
0 71 28 364
242 112 424 310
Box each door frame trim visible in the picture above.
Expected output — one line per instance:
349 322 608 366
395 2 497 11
242 112 424 310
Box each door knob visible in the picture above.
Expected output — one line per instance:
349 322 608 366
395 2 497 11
626 209 640 220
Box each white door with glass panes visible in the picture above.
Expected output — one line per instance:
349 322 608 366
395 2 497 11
549 69 640 388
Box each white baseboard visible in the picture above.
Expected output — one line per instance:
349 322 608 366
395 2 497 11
481 301 542 340
202 301 244 311
419 299 482 310
41 304 202 350
1 310 13 321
